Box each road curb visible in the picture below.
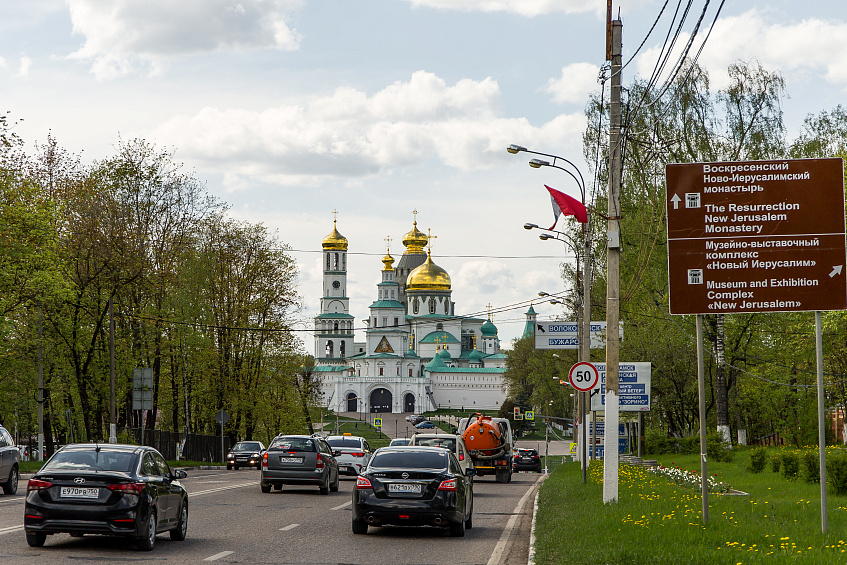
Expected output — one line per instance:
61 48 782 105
527 473 549 565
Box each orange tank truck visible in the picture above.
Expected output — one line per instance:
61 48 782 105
458 413 513 483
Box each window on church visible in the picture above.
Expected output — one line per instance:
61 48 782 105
396 366 400 376
334 253 339 269
340 341 345 356
374 317 377 327
393 317 398 326
326 253 330 270
413 298 419 314
429 299 436 314
436 323 443 331
326 340 334 358
409 368 413 377
334 322 339 331
379 367 384 376
391 290 395 299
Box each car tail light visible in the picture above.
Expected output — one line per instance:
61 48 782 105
27 479 53 492
262 452 268 469
438 478 458 491
316 453 325 470
459 453 464 461
352 452 365 457
356 476 372 489
107 482 145 496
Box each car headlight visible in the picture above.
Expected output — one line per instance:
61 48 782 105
252 453 259 457
227 453 233 458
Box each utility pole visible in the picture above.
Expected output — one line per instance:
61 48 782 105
38 308 44 461
603 16 622 504
582 216 592 468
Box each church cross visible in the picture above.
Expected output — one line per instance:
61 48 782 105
332 209 338 223
427 228 437 252
385 235 392 250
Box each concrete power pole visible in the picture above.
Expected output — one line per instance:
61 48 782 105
603 17 622 504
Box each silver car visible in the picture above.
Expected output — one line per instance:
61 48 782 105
408 433 474 478
0 425 21 495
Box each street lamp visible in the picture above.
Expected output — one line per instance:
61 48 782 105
512 143 593 474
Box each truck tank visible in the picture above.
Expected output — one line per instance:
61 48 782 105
461 414 505 459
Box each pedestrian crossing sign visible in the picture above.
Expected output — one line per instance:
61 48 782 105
374 417 382 427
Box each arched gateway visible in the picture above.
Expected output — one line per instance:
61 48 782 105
370 388 392 413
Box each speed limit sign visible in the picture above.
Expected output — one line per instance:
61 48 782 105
568 362 600 392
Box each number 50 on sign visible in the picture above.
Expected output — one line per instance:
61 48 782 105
568 362 600 392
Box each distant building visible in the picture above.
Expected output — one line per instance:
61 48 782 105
313 215 517 414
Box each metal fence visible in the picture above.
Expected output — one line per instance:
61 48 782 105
122 428 231 463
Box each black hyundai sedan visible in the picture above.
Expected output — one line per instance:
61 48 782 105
24 444 188 551
352 446 474 537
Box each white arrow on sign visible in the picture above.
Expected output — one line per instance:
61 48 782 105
670 194 681 209
830 265 843 278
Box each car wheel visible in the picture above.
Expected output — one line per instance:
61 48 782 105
136 509 156 551
26 532 47 547
234 465 239 471
170 502 188 541
261 484 272 493
465 500 473 529
2 466 18 495
226 464 232 470
495 470 508 483
319 480 329 495
352 520 368 535
448 518 466 537
330 470 340 493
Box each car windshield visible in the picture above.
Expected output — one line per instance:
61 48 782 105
327 438 362 448
269 438 315 452
233 442 261 451
370 450 447 470
41 450 136 473
415 437 456 451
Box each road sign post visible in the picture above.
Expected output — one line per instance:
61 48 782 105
667 157 846 531
215 409 229 464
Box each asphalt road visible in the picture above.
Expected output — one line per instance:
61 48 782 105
0 467 543 565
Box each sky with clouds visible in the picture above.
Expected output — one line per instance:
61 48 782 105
1 0 846 350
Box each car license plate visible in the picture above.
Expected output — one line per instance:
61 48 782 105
522 458 533 462
279 457 303 464
388 483 422 493
59 487 99 499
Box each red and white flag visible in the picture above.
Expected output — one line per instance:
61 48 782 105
546 185 587 228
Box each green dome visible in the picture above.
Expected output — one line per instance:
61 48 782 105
425 355 447 371
481 319 497 336
468 349 483 362
439 348 452 360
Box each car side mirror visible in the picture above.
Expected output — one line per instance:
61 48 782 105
173 469 188 479
465 468 475 477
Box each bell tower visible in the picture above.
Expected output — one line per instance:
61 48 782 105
315 212 353 361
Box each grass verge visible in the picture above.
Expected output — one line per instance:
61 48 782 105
534 454 847 565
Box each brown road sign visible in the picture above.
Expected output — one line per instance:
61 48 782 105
666 158 846 315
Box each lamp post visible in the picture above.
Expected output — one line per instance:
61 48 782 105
335 396 362 435
512 144 593 477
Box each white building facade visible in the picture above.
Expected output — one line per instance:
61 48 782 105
314 218 512 414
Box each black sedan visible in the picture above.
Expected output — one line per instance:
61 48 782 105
513 448 542 472
24 444 188 551
352 446 474 537
227 441 265 470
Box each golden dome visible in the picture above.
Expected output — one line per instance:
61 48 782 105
406 250 451 292
402 221 428 253
382 250 395 271
322 220 348 250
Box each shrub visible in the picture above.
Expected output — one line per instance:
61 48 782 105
747 447 767 473
827 453 847 495
771 455 781 473
707 434 734 463
781 451 800 480
801 450 820 483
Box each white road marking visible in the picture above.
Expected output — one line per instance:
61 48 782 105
0 525 24 535
190 483 254 496
331 501 352 510
278 523 300 531
203 550 234 561
487 476 545 565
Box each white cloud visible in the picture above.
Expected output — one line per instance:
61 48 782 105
66 0 303 79
544 62 600 104
16 56 32 77
635 9 847 91
152 70 586 189
400 0 602 17
453 260 514 296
